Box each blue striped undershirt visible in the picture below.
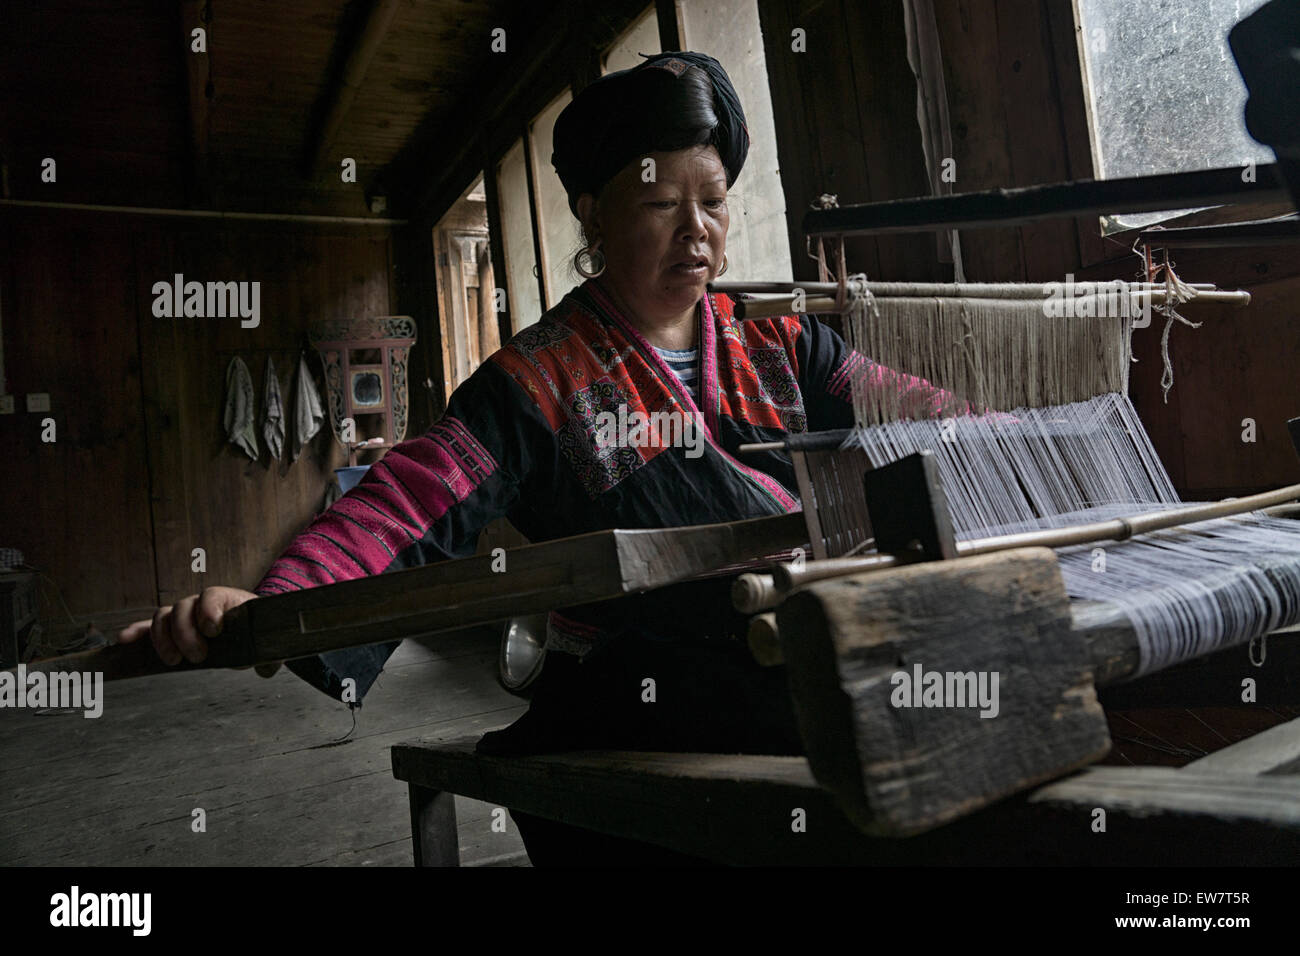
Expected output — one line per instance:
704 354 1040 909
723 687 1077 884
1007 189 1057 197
653 345 699 400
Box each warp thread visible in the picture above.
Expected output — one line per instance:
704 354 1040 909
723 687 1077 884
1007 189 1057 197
834 279 1298 676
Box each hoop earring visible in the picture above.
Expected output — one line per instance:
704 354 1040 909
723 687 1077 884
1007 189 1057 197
575 244 606 278
716 254 728 277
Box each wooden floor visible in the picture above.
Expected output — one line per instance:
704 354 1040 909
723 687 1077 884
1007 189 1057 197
7 622 1298 867
0 628 530 866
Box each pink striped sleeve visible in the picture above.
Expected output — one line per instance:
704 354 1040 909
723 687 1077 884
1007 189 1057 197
255 417 499 595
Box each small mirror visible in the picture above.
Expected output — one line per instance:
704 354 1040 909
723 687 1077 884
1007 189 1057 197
351 371 383 407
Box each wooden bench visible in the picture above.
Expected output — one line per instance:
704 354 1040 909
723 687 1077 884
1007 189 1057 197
391 717 1300 866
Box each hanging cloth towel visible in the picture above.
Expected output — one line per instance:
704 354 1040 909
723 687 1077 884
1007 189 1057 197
223 357 259 460
292 353 325 462
262 357 285 460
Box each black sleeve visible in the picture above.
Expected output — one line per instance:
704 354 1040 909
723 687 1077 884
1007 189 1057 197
793 313 858 431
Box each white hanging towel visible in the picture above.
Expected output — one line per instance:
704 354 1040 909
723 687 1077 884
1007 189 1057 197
262 357 285 460
223 357 259 460
292 353 325 461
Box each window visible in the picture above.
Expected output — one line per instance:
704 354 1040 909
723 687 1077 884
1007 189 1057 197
496 139 543 332
676 0 792 280
1077 0 1274 230
527 89 577 309
432 177 497 397
603 7 661 74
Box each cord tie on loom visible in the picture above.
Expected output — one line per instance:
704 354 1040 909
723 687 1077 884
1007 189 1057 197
842 272 876 320
1153 262 1203 403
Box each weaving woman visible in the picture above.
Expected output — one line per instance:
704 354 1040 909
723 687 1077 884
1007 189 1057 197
119 51 952 864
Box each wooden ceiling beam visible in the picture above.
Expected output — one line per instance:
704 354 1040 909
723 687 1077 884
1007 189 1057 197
656 0 682 51
392 0 650 220
305 0 403 177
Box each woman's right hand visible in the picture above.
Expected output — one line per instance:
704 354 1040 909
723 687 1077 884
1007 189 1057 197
117 587 259 666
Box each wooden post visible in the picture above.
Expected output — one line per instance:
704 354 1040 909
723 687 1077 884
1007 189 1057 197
391 219 445 428
520 127 549 310
480 160 514 346
408 785 459 867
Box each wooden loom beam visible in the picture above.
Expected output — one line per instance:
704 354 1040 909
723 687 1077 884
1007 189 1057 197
392 716 1300 863
801 162 1292 237
14 512 807 681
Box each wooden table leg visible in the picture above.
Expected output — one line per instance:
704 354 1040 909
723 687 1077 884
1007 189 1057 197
409 784 459 867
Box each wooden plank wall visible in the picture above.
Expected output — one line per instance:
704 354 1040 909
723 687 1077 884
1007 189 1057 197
1091 246 1300 497
0 212 157 616
931 0 1091 281
757 0 946 285
392 220 447 427
1 208 403 615
0 1 190 209
759 0 1091 285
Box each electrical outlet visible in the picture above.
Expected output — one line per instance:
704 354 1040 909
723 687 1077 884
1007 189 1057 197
26 393 50 413
0 395 13 415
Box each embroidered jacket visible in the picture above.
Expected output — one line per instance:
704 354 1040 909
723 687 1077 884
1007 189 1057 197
257 280 947 701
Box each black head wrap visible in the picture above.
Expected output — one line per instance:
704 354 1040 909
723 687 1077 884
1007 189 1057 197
551 51 750 216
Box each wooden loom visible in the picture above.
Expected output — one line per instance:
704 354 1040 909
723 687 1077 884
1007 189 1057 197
733 448 1300 835
19 264 1300 852
693 245 1300 837
17 345 1298 844
691 34 1300 833
698 56 1300 836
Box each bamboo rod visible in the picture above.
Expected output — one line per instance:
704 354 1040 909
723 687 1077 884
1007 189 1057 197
958 482 1300 557
710 281 1217 298
735 483 1300 605
744 428 1293 462
733 288 1252 320
1263 502 1300 519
